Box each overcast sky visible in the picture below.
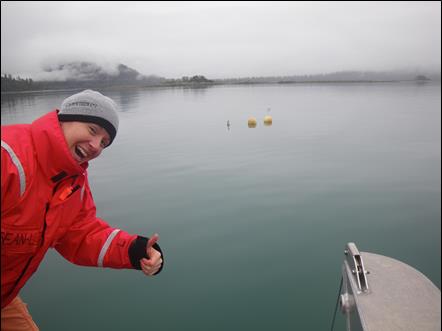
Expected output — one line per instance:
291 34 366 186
1 1 441 80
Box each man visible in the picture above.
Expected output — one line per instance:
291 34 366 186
1 89 164 330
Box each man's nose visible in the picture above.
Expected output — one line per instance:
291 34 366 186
89 137 102 151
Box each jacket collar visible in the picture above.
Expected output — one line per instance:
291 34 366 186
31 110 88 180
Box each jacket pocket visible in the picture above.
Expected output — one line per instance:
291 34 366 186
1 226 42 271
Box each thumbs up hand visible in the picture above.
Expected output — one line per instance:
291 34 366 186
140 233 163 276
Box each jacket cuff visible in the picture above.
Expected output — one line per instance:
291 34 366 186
128 236 164 275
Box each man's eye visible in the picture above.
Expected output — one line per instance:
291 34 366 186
89 126 96 134
100 141 107 148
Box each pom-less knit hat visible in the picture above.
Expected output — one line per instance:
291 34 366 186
58 89 119 146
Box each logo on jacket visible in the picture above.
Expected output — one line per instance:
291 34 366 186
1 231 40 247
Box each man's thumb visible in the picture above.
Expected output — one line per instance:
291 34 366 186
146 233 159 253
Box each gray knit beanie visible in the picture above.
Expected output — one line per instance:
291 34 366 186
58 89 119 145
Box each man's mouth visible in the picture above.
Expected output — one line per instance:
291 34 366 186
74 145 88 161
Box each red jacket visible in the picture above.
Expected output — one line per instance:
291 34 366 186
1 111 162 309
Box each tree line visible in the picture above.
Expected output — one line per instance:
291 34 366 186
1 74 215 92
1 71 435 93
1 74 35 92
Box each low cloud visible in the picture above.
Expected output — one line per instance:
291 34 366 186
38 61 120 81
2 2 441 79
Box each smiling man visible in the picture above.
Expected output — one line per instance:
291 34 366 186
58 91 117 163
1 90 164 331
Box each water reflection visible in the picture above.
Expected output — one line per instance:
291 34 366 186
1 93 38 123
1 92 37 111
181 84 213 97
110 88 141 112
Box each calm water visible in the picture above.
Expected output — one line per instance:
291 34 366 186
1 83 441 330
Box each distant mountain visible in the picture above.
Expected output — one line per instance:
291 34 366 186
2 62 217 92
39 61 166 86
2 61 167 91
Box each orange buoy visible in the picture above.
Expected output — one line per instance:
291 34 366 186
264 115 272 126
248 117 257 128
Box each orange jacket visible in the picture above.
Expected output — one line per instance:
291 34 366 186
1 111 162 308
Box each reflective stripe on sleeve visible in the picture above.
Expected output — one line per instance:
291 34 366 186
80 185 85 201
97 229 121 267
1 140 26 196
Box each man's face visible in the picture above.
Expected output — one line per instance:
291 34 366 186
60 121 111 164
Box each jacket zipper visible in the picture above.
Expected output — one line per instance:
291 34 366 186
9 175 79 298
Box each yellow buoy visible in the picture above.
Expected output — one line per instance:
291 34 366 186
248 117 257 128
264 115 272 126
